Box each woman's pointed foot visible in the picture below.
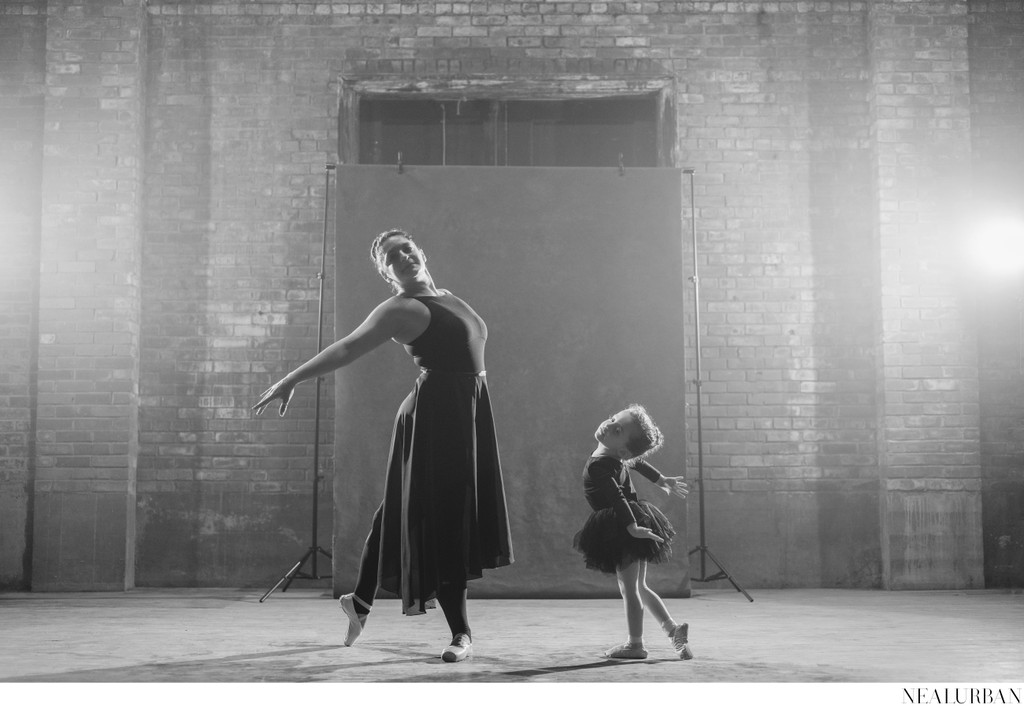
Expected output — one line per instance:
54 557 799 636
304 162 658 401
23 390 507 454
442 633 473 662
339 593 368 646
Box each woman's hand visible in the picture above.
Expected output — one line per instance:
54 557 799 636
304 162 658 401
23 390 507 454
627 522 664 543
252 376 297 417
658 476 690 499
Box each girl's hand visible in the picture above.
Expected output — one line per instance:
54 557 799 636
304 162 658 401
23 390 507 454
659 476 690 499
627 522 664 543
252 376 297 417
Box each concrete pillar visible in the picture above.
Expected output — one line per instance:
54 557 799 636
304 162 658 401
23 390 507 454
867 1 984 589
32 0 147 590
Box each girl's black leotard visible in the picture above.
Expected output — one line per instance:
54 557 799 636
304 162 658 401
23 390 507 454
573 455 675 574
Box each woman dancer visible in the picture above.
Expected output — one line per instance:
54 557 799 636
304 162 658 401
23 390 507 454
253 228 513 662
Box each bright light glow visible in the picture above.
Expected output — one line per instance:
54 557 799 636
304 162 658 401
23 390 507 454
966 215 1024 277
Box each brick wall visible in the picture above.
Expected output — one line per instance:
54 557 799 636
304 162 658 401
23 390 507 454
675 4 883 586
136 1 890 590
3 1 1020 590
137 7 342 585
0 1 46 590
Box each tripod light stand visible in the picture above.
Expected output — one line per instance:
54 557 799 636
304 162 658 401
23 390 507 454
260 163 336 602
683 168 753 602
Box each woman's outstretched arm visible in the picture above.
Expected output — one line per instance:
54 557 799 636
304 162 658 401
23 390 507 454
252 297 427 416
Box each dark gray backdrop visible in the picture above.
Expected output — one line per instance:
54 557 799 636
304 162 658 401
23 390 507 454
333 165 689 598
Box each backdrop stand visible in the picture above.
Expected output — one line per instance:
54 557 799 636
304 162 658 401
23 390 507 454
260 163 336 602
682 168 753 602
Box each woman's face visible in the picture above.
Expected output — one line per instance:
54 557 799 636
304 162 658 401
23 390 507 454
377 235 426 287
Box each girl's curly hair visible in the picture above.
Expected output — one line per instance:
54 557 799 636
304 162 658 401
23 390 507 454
623 403 664 461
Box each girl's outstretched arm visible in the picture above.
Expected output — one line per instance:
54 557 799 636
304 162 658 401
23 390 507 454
633 460 690 499
658 476 690 499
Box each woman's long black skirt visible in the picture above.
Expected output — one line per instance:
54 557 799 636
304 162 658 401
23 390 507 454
376 370 514 615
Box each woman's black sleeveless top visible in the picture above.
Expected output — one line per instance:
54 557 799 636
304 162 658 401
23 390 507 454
403 292 487 373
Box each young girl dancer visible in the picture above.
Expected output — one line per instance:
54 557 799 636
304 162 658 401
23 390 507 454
573 403 693 660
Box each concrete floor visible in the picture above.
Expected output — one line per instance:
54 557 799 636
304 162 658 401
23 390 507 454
2 587 1022 706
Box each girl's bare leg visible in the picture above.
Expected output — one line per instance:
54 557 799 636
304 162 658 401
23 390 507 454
637 560 674 628
637 560 694 660
604 560 648 659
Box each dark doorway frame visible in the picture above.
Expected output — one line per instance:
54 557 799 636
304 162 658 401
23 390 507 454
338 75 679 167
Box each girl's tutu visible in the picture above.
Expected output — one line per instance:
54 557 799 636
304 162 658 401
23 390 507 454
573 500 675 574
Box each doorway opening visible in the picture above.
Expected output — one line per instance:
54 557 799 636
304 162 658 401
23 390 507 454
339 76 678 168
